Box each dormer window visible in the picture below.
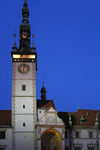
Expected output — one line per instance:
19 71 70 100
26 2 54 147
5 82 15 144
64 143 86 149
80 115 86 124
97 112 99 117
86 112 89 117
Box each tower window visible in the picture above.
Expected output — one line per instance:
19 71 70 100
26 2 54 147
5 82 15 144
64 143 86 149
22 85 26 91
23 105 25 109
23 123 26 127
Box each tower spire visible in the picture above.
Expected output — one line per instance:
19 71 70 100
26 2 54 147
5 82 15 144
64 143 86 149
19 0 31 53
40 80 47 101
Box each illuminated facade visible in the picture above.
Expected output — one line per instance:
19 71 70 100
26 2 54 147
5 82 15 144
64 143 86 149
0 1 100 150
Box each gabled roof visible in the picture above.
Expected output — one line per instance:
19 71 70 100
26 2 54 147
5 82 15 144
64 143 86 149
0 110 11 127
37 99 56 110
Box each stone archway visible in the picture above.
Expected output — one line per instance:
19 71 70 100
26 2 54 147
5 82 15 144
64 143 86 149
41 129 61 150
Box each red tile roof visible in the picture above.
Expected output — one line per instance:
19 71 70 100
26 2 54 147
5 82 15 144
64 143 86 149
75 109 100 126
58 109 100 127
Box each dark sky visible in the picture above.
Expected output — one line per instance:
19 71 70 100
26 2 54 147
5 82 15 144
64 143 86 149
0 0 100 112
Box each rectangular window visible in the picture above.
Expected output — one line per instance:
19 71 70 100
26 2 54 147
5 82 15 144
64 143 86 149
23 105 25 109
23 123 26 127
22 85 26 91
0 131 5 139
75 132 79 138
89 132 93 138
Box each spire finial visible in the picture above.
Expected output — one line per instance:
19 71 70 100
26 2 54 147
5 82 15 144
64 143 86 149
24 0 27 4
42 78 44 87
13 30 17 47
77 104 79 110
32 34 35 48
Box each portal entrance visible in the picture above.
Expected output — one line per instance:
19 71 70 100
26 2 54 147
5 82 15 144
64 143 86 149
41 129 61 150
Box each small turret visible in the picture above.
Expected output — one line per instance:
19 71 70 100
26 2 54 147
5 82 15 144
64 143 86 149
69 113 72 126
12 32 17 51
40 81 47 101
95 113 99 126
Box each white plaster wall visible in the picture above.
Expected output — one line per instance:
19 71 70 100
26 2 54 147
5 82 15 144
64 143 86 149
14 115 36 131
38 109 46 120
0 128 12 150
15 132 36 150
14 80 36 96
72 128 98 150
11 61 37 150
14 97 36 114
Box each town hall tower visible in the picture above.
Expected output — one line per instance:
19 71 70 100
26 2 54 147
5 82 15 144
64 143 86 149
11 0 37 149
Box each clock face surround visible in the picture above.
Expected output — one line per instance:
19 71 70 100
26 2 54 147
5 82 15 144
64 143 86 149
17 64 30 74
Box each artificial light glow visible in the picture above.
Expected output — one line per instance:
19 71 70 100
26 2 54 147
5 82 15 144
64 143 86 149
28 55 35 59
24 18 28 20
13 55 20 58
13 54 35 59
21 55 27 58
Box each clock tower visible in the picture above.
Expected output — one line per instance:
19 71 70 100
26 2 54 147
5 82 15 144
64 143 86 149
11 0 37 150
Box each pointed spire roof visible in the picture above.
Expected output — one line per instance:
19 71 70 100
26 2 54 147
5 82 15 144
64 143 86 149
19 0 31 53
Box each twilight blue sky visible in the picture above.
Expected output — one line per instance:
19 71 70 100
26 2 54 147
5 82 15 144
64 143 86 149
0 0 100 112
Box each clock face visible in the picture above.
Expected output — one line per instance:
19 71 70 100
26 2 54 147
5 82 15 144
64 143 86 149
22 33 27 38
17 64 30 74
48 116 55 124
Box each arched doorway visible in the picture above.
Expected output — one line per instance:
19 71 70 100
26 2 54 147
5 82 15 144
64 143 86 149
41 129 62 150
